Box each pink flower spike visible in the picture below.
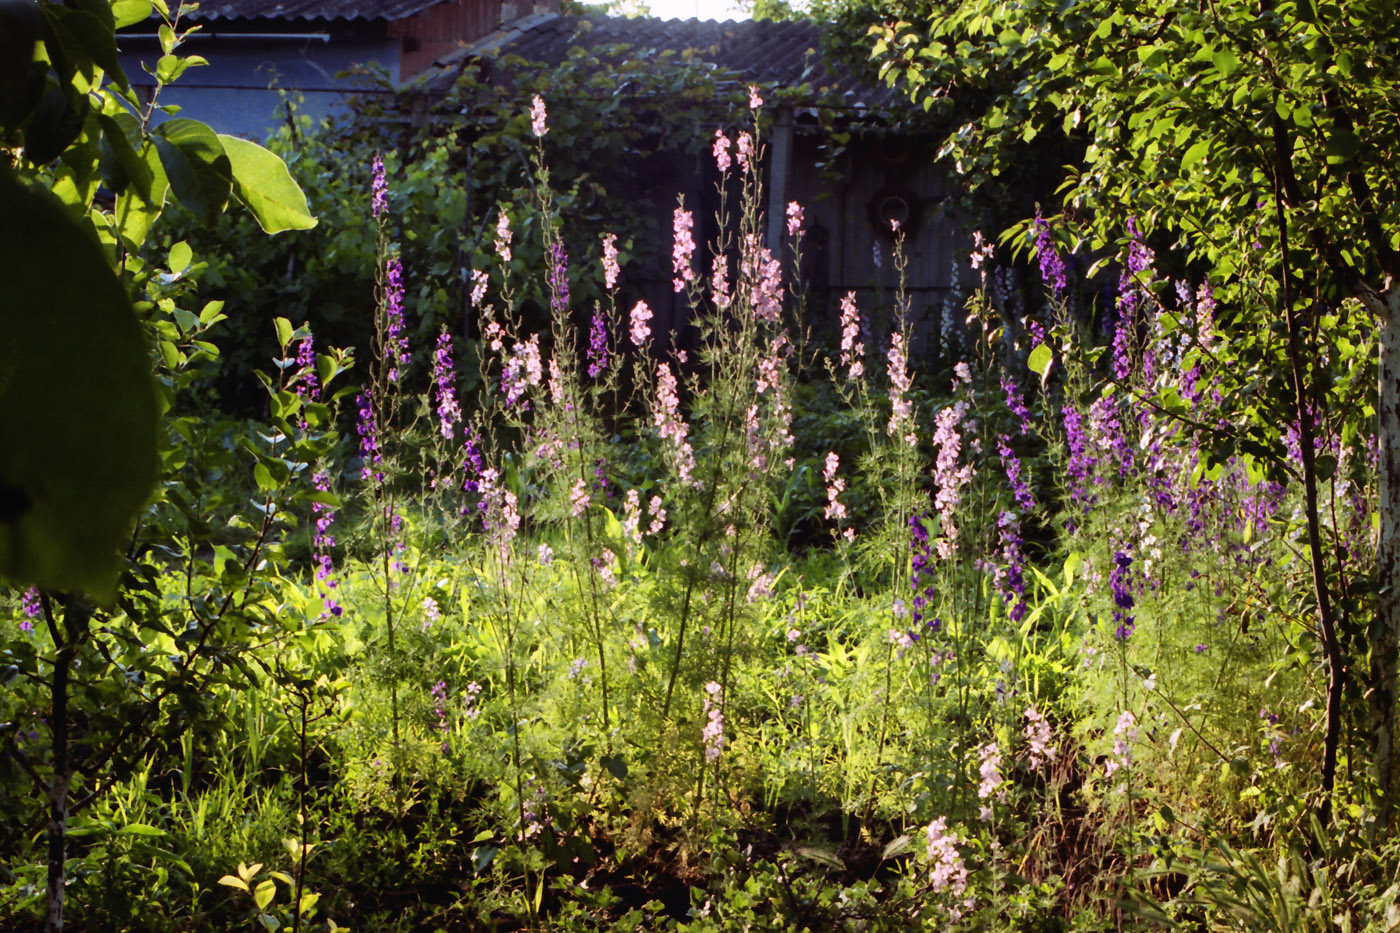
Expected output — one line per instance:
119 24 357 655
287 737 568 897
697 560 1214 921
785 201 803 239
530 94 548 137
713 129 731 173
672 206 696 292
602 232 620 291
748 85 763 110
629 300 653 346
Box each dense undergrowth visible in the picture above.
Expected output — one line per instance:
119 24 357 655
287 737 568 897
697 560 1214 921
3 87 1394 933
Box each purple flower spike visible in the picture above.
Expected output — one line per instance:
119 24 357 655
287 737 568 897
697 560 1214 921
371 154 388 219
1033 209 1068 296
586 313 608 379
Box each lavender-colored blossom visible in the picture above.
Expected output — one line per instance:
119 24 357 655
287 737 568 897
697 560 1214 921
431 328 461 438
548 240 569 320
356 390 382 483
1062 406 1096 515
461 423 484 495
1109 550 1136 640
371 154 387 219
311 469 341 616
293 335 319 402
1001 373 1032 435
383 256 410 382
19 587 40 631
586 313 608 379
1033 209 1068 295
997 512 1027 623
998 435 1036 513
910 514 938 632
1089 396 1134 478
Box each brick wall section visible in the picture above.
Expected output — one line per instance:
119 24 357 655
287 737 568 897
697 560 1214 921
391 0 498 77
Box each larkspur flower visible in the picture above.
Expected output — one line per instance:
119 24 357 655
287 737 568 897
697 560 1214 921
838 291 864 379
702 681 726 762
736 131 754 171
910 515 937 631
356 390 382 483
432 328 461 439
19 586 40 631
601 232 620 291
470 268 489 307
924 817 967 896
1062 406 1096 515
292 335 319 402
1024 707 1055 769
998 435 1036 513
713 129 731 172
1109 550 1136 640
1001 373 1032 435
310 469 342 617
495 209 512 263
537 542 553 565
654 362 696 484
932 401 973 558
969 230 995 270
823 451 847 522
711 254 732 310
530 94 547 137
748 85 763 109
1105 710 1137 776
586 313 608 379
742 234 784 322
547 240 569 320
977 741 1005 804
371 154 387 219
997 511 1027 623
785 201 803 239
672 206 696 292
382 256 409 381
629 300 652 347
647 495 666 535
887 330 915 445
1033 208 1068 295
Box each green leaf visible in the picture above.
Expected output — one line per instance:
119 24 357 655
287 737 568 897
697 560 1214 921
218 874 249 892
0 169 158 600
881 834 913 860
152 119 231 225
216 134 317 234
794 846 845 871
112 0 153 28
1181 139 1210 170
1027 343 1053 383
119 822 165 836
1212 47 1239 77
168 240 192 274
254 879 276 911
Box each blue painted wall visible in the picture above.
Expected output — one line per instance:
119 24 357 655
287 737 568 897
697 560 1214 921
117 33 399 140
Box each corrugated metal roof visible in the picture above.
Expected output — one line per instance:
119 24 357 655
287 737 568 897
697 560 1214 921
187 0 450 24
424 14 899 114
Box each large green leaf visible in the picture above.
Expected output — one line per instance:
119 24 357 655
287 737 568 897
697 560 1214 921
216 134 317 234
0 168 158 600
152 118 230 225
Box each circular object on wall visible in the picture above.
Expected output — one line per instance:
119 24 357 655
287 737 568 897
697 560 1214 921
868 185 921 238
